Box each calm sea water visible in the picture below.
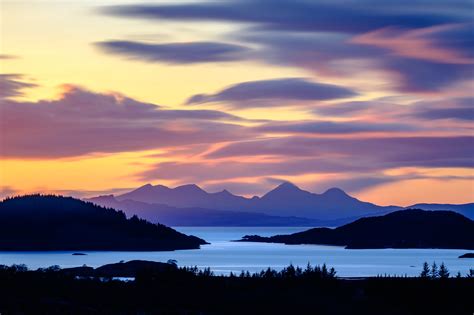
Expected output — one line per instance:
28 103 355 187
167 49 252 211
0 227 472 277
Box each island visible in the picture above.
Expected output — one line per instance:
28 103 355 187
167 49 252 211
62 260 178 277
239 209 474 249
459 253 474 258
0 195 207 251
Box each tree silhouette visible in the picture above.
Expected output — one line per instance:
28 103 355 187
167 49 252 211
167 259 178 267
430 262 439 279
438 263 449 278
420 262 430 278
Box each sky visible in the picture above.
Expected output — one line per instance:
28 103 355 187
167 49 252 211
0 0 473 206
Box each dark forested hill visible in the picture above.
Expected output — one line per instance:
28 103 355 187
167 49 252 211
240 209 474 249
0 195 207 251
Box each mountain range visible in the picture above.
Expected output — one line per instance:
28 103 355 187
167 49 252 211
115 182 399 219
88 182 474 226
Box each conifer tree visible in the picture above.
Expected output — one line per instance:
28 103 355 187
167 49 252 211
420 262 430 278
438 263 449 279
430 262 439 279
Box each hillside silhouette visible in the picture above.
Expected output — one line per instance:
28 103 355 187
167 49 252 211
240 209 474 249
0 195 207 251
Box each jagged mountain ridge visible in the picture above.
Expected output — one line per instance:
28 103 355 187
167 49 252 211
114 182 400 220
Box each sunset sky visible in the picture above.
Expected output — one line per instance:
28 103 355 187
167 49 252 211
1 0 473 205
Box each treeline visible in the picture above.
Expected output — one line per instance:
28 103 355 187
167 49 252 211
1 261 473 279
419 261 474 279
0 262 473 314
179 263 337 279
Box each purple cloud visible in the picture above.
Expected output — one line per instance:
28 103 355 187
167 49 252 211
415 107 474 121
138 135 474 193
411 98 474 121
102 1 474 92
103 1 467 33
187 78 357 107
139 157 374 183
312 101 401 117
255 120 419 134
384 58 473 92
207 136 474 169
0 74 37 99
0 81 254 158
96 40 252 64
241 27 474 92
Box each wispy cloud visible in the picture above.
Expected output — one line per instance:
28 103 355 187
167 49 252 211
96 40 253 64
0 74 37 99
0 79 254 158
102 0 474 92
187 78 357 108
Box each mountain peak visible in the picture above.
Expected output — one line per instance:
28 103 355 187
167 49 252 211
175 184 206 194
322 187 349 197
275 182 300 191
135 183 154 190
263 182 306 199
321 187 352 199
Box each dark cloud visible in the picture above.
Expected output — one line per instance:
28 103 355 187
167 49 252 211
409 98 474 121
0 80 254 158
239 31 382 71
384 58 473 92
187 78 357 107
256 120 418 134
0 74 37 99
241 28 474 92
312 97 474 124
414 23 474 61
96 40 252 64
415 106 474 121
103 1 467 33
312 101 399 117
101 1 474 92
